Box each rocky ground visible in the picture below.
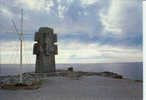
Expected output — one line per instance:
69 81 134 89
0 70 143 100
0 70 124 87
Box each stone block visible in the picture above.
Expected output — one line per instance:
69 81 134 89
33 27 58 73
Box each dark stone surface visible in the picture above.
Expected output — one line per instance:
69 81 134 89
67 67 74 72
33 27 58 73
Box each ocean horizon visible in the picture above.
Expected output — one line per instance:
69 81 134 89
0 62 143 81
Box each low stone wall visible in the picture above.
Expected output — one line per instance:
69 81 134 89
0 70 123 88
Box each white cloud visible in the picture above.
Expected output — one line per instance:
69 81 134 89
0 6 13 17
0 0 142 64
58 5 66 18
99 0 123 35
80 0 99 6
0 40 142 64
52 20 94 34
57 0 61 3
99 0 139 36
0 41 35 64
14 0 54 13
57 41 142 63
14 0 43 10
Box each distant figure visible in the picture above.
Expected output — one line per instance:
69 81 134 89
33 27 58 73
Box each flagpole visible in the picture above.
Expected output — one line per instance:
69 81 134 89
19 8 23 84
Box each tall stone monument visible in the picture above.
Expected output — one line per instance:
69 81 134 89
33 27 58 73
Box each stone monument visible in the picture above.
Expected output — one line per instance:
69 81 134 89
33 27 58 73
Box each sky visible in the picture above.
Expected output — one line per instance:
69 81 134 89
0 0 143 64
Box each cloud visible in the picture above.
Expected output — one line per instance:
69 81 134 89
0 6 13 17
99 0 142 37
0 40 35 64
0 40 142 64
58 40 142 63
80 0 99 6
13 0 52 12
0 0 142 63
100 0 123 35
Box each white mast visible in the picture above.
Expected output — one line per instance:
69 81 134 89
20 8 23 83
11 9 23 83
0 42 2 75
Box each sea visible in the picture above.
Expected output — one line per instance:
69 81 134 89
0 62 143 81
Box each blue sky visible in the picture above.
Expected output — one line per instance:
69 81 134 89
0 0 143 63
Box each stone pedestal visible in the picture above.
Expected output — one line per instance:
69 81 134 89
33 27 58 73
